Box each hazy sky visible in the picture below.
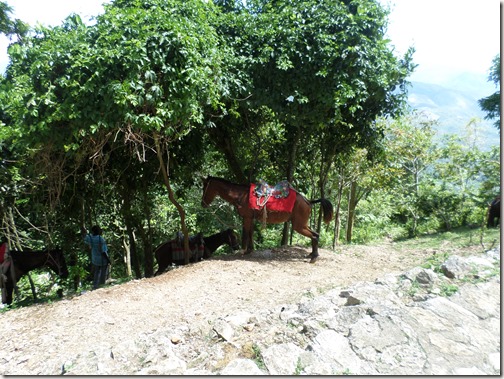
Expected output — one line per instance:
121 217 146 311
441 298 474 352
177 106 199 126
382 0 500 84
0 0 501 86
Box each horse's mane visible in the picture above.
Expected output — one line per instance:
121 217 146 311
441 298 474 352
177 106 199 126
10 250 46 255
9 248 60 256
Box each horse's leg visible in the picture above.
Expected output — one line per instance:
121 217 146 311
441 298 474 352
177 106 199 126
241 226 253 253
154 265 164 276
293 223 320 263
154 254 166 276
309 231 320 263
242 217 254 254
5 265 18 304
241 226 247 251
492 207 499 227
5 280 13 305
1 276 7 304
154 245 171 276
0 268 6 304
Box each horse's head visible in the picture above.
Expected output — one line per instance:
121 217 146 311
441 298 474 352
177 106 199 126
226 229 240 250
47 248 69 279
201 176 216 208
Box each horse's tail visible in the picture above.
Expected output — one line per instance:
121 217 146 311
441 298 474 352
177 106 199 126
311 198 334 224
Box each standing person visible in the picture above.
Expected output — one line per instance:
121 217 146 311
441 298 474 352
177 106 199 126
81 225 110 290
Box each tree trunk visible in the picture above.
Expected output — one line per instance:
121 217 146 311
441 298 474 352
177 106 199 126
332 174 344 249
281 125 302 246
8 207 22 250
281 222 290 246
139 189 153 277
119 176 139 277
207 126 247 184
74 199 86 290
316 141 336 233
126 221 142 278
346 180 357 243
27 273 37 301
122 236 132 277
154 133 190 264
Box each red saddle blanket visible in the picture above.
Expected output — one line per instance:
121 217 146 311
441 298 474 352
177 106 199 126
0 243 6 264
248 184 297 212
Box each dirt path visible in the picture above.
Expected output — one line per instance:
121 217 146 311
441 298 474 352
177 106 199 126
0 242 482 374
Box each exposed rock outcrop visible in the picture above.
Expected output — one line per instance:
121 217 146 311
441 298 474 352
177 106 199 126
61 247 501 375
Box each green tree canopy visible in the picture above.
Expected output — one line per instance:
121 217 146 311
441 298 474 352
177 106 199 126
210 0 415 184
478 54 500 130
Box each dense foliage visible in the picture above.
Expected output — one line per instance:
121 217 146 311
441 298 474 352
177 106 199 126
0 0 499 302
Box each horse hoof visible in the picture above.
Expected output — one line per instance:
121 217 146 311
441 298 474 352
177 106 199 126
309 257 318 263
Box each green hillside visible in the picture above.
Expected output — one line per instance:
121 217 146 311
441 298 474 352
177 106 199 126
408 77 500 150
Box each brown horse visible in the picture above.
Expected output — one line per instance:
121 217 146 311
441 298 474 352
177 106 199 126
201 176 333 263
154 229 240 276
487 195 500 228
1 248 69 305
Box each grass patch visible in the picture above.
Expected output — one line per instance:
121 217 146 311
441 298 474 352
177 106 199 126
407 279 421 297
439 283 459 297
420 251 450 273
294 357 304 375
392 226 500 251
252 344 266 370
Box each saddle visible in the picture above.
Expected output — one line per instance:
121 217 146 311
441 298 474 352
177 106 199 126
254 179 291 204
249 179 296 212
171 232 205 261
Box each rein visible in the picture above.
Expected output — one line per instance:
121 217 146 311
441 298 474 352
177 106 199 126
202 178 240 231
44 250 63 275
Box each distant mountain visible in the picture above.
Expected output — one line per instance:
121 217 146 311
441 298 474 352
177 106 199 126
407 76 500 150
440 72 496 99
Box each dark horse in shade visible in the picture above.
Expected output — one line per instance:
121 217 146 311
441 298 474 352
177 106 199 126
1 247 69 305
487 196 500 228
201 176 333 263
154 229 240 276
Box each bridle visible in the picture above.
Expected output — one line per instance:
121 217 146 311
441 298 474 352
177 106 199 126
202 178 241 238
201 178 212 207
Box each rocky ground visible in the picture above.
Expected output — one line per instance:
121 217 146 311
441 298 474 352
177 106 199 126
0 241 500 375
